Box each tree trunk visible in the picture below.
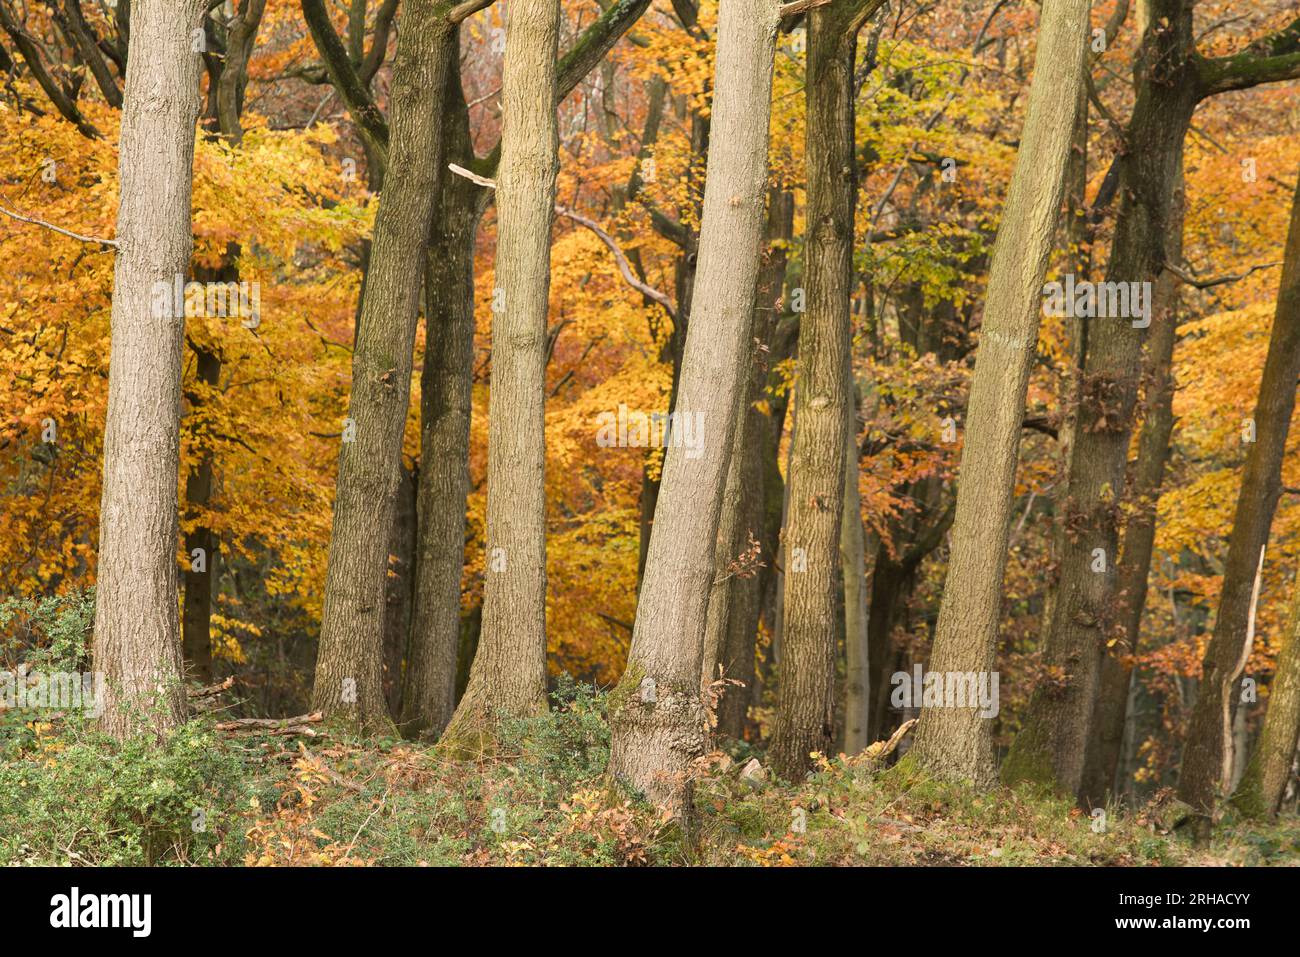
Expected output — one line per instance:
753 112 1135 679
181 341 221 684
1181 165 1300 813
1234 576 1300 818
770 3 871 781
1078 172 1185 808
441 0 561 750
179 0 264 684
382 461 417 717
608 0 780 811
399 30 485 741
866 549 910 741
701 189 792 736
1004 2 1198 796
841 379 871 754
312 2 454 732
908 0 1090 786
399 2 650 739
92 0 205 739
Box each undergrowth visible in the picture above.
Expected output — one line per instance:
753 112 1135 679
2 679 1297 866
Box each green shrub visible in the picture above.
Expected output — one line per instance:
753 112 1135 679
0 587 95 672
0 720 251 866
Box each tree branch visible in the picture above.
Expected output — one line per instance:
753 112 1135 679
0 1 99 137
1196 16 1300 97
449 163 676 321
0 197 116 248
300 0 389 162
477 0 651 176
1164 259 1283 290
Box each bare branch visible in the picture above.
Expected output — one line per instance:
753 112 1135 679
1164 259 1283 290
448 163 676 319
0 197 117 248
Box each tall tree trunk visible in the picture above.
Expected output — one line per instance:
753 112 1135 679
771 0 881 780
382 461 417 716
842 376 871 754
637 77 710 591
312 2 454 732
1004 2 1199 795
399 29 484 741
1234 577 1300 818
398 2 650 739
1181 165 1300 814
93 0 205 739
607 0 780 811
180 1 265 683
701 189 791 729
441 0 561 749
908 0 1090 786
181 340 221 684
1078 172 1185 808
1041 80 1090 640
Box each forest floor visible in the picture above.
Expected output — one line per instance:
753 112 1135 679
2 681 1298 867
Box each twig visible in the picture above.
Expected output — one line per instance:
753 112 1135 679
0 198 117 249
343 783 391 862
298 742 364 792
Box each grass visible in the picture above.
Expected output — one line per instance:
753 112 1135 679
2 680 1298 867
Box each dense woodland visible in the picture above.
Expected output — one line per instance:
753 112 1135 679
2 0 1300 868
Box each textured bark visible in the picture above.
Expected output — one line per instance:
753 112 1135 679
441 0 561 749
608 0 780 811
637 77 710 591
770 4 868 781
1234 578 1300 818
92 0 205 739
909 0 1089 786
1041 82 1090 639
1181 166 1300 813
841 380 871 755
180 2 263 683
215 0 266 140
312 2 454 732
181 340 221 684
398 33 483 741
400 3 650 740
1004 2 1198 795
1078 175 1185 808
701 189 792 735
382 462 417 717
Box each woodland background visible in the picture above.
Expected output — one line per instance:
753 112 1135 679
2 0 1300 865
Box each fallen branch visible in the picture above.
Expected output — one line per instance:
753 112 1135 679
188 676 235 699
0 198 117 249
215 711 323 731
858 717 918 764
